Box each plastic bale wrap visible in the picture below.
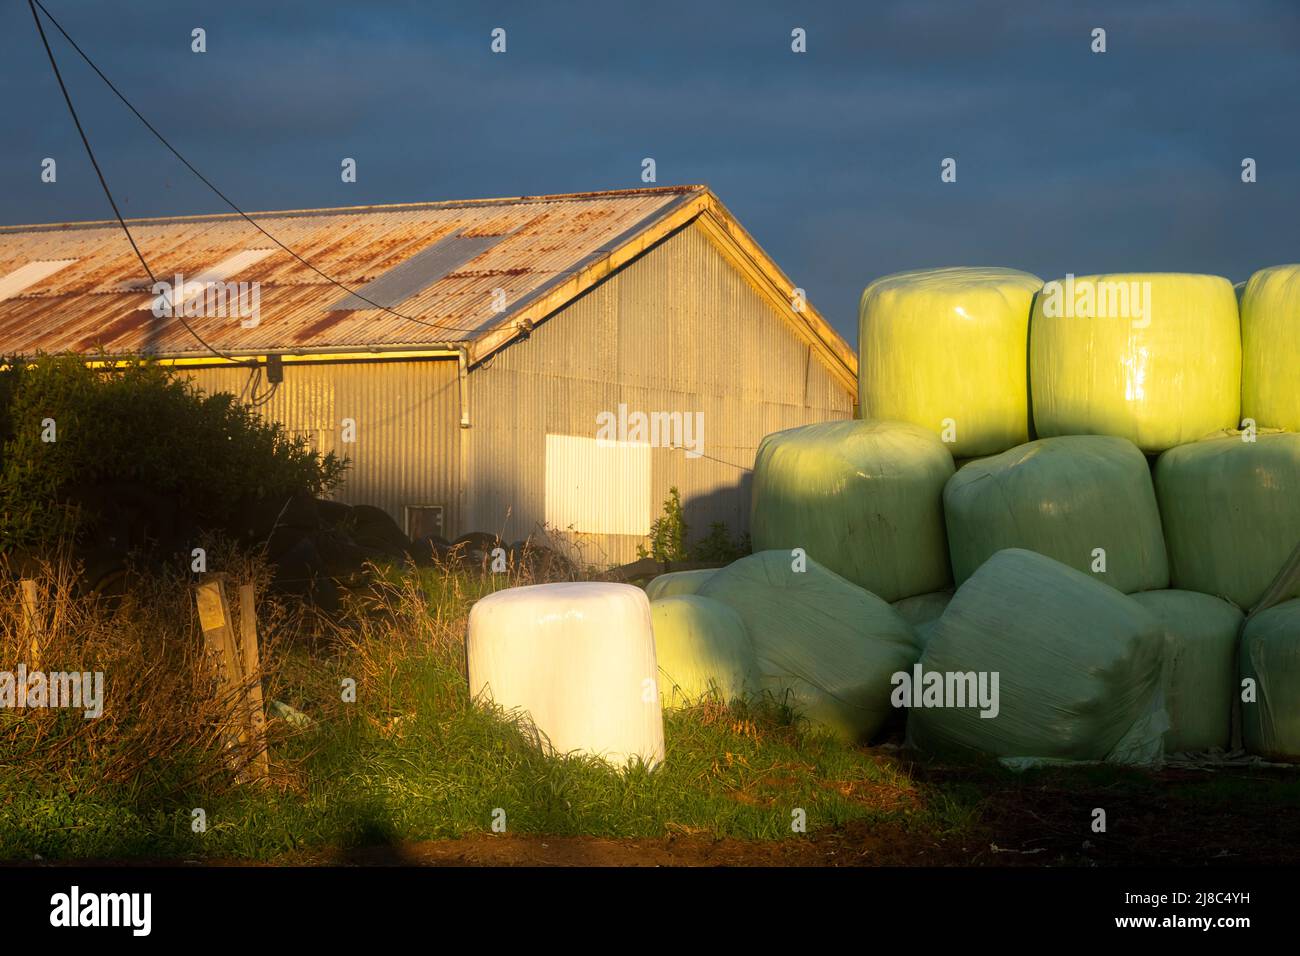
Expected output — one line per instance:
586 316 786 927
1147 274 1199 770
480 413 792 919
1241 599 1300 760
1030 273 1241 453
650 595 758 709
944 435 1169 593
892 590 953 647
858 267 1042 457
909 549 1167 764
698 550 920 742
1154 432 1300 610
750 420 954 602
1130 590 1242 753
466 582 665 768
645 569 716 601
1241 264 1300 431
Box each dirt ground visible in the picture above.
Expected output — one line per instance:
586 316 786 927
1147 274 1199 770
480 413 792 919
274 764 1300 867
22 764 1296 868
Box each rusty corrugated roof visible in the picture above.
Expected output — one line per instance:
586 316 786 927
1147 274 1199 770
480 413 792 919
0 186 703 358
0 185 857 385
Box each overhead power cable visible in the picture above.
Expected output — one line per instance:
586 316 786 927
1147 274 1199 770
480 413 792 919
31 0 497 338
27 0 248 365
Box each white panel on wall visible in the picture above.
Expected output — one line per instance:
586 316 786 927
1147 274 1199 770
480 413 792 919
545 434 651 536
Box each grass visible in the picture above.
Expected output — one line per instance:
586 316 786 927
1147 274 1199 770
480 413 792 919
2 559 1298 864
0 625 976 860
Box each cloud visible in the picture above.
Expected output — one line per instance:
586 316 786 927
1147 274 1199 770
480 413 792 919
1 0 1297 335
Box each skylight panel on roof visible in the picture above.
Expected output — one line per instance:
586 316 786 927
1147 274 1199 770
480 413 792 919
326 231 502 311
139 248 275 313
0 259 78 301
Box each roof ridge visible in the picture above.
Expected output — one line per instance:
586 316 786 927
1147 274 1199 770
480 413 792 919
0 185 710 234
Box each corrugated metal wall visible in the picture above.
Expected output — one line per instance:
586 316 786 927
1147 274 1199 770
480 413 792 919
182 359 462 535
467 221 854 564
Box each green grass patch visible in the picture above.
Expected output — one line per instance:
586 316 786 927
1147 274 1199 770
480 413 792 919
0 620 980 861
5 564 1295 864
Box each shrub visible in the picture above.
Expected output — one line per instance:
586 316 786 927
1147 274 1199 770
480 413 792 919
637 487 750 564
638 487 688 562
690 522 751 563
0 355 346 553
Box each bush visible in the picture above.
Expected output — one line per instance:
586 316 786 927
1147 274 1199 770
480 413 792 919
637 487 750 564
638 487 688 562
0 355 347 553
690 521 750 563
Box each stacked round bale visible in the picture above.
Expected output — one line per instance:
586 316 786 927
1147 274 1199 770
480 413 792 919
646 551 921 743
858 267 1042 458
638 263 1300 763
940 266 1297 760
1029 273 1241 451
909 549 1167 764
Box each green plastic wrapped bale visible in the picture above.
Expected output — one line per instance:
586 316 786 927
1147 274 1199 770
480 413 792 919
1241 599 1300 760
650 595 758 709
944 435 1169 593
859 267 1043 457
1030 273 1241 453
892 590 953 647
1241 264 1300 432
750 419 954 602
1154 432 1300 610
1130 590 1242 753
698 550 920 742
645 569 716 602
909 549 1167 764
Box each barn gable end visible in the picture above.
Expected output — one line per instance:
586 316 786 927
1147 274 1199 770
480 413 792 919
466 220 853 563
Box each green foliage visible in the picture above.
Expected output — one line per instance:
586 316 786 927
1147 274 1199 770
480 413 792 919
637 487 750 564
0 354 347 551
637 486 688 562
690 521 751 563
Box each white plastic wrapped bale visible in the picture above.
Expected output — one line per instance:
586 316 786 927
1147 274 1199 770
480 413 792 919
1240 599 1300 761
650 595 758 709
645 569 716 602
1130 590 1242 753
944 435 1169 593
698 550 920 743
892 590 953 647
1240 264 1300 431
909 549 1167 765
1030 273 1241 453
750 419 954 602
859 267 1043 457
1154 432 1300 610
466 582 665 768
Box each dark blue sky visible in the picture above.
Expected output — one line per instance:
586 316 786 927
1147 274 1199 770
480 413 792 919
3 0 1298 341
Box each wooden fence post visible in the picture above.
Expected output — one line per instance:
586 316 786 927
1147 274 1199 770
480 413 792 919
195 574 268 783
19 579 41 669
237 582 270 781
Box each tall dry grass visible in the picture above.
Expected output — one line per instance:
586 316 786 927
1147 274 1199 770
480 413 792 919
0 543 298 800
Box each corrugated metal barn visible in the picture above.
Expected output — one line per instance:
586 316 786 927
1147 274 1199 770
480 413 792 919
0 186 856 563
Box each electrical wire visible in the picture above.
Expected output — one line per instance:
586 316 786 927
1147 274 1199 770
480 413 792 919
30 0 506 338
27 0 251 367
665 442 754 472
